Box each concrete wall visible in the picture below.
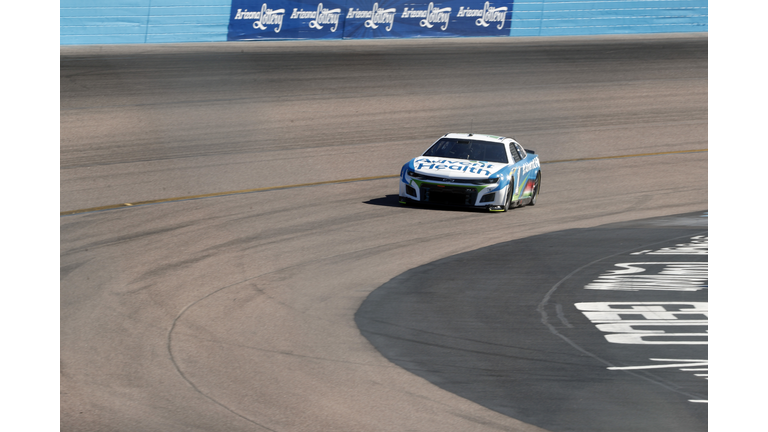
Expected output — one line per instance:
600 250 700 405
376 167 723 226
60 0 708 45
60 0 231 45
509 0 708 36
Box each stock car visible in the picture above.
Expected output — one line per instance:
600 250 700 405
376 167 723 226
398 133 541 212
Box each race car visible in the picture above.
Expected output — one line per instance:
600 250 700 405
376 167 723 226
399 133 541 212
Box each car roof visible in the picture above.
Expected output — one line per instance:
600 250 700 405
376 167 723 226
442 133 514 144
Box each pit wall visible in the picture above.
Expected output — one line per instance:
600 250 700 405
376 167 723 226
60 0 708 45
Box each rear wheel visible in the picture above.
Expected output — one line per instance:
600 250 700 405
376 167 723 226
529 173 541 206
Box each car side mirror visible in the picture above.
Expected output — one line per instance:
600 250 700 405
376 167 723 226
524 148 535 154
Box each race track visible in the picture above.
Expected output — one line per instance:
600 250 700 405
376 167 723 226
60 34 707 432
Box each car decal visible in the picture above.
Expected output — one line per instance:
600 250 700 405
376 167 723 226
522 178 536 197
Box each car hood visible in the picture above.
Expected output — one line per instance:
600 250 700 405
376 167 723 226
409 157 504 180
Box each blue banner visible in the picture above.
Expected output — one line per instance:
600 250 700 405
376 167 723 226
229 1 345 39
228 0 514 40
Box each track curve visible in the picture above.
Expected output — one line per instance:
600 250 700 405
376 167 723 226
356 212 708 432
61 34 707 432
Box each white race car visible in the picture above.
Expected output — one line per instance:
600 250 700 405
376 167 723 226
399 133 541 212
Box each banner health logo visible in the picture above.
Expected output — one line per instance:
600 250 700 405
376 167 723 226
457 1 507 29
234 4 286 33
348 3 397 31
402 3 452 31
292 3 342 32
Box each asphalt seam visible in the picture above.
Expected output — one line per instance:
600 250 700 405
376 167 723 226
60 148 707 216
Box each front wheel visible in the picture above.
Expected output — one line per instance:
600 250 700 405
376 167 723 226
503 182 514 211
529 173 541 206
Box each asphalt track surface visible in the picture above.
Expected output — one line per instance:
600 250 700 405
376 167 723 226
357 212 708 432
61 34 707 432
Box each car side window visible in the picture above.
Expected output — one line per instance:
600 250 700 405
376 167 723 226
514 143 527 159
508 144 521 162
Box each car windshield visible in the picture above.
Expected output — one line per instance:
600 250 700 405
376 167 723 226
422 139 509 163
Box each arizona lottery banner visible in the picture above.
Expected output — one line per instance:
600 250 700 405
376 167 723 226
228 0 514 40
229 0 345 39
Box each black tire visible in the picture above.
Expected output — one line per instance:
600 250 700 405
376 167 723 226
529 172 541 206
503 182 514 211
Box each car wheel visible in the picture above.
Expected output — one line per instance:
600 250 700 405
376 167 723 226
529 173 541 206
503 182 514 211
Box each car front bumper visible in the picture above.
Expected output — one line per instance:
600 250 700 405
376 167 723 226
399 179 507 210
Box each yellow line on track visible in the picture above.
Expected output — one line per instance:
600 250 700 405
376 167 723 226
60 175 396 216
60 148 707 216
543 148 707 164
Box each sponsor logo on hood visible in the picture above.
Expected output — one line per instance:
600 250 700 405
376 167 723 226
413 157 497 176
